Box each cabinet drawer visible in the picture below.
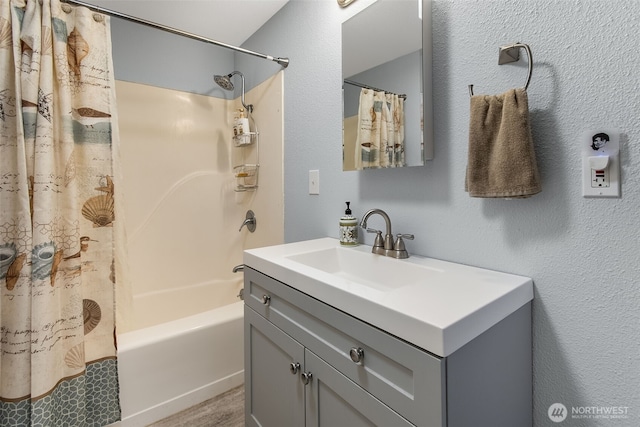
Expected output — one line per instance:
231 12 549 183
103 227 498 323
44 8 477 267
245 267 446 426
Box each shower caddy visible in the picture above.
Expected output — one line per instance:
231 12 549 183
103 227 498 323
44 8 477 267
233 108 259 192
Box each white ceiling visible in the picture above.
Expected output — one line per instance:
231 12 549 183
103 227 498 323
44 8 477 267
86 0 290 46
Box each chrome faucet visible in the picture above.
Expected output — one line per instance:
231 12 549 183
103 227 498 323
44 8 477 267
360 209 394 253
360 208 414 259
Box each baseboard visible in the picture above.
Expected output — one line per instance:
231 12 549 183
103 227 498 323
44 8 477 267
111 370 244 427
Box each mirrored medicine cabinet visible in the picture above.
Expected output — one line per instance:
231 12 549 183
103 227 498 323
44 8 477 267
342 0 432 171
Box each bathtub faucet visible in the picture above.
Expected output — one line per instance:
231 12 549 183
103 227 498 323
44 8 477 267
239 210 256 232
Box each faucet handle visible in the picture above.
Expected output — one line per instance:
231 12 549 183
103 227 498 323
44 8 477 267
365 228 385 250
239 210 256 232
393 234 414 258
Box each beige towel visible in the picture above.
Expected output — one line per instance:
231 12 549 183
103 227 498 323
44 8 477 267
465 88 541 198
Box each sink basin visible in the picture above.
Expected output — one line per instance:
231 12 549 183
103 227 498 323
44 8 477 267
286 247 443 292
244 238 533 357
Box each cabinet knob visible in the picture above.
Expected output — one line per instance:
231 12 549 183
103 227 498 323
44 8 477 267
262 294 271 305
349 347 364 364
301 372 313 385
289 362 300 375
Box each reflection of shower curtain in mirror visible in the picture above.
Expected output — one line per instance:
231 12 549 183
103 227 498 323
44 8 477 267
354 88 405 169
0 0 122 424
390 93 405 167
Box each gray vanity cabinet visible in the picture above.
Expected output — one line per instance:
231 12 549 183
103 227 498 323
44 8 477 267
244 266 532 427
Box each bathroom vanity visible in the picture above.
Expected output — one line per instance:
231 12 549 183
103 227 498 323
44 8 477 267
243 238 533 427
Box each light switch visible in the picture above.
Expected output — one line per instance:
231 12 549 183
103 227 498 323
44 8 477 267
309 170 320 195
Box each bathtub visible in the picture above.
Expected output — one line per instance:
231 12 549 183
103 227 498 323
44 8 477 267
115 280 244 427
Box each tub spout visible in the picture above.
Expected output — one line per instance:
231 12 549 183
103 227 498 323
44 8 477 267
232 264 244 273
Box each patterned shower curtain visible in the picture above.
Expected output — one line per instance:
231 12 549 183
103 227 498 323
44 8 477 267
0 0 121 425
354 88 405 170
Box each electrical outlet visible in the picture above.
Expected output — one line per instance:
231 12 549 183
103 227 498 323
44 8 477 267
582 129 620 198
591 167 610 188
309 170 320 195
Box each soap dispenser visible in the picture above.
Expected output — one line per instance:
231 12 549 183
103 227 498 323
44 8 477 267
339 202 358 246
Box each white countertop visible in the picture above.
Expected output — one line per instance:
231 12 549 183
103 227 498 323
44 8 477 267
244 238 533 357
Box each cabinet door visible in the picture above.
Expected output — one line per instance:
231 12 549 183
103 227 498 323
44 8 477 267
304 350 414 427
245 306 305 427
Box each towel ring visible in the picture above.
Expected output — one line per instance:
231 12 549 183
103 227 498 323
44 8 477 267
468 42 533 97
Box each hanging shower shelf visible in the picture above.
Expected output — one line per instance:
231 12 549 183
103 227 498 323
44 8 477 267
233 130 259 147
233 164 259 191
232 110 259 192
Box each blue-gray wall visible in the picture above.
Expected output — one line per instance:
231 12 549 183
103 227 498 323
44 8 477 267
109 16 282 105
110 17 235 97
243 0 640 425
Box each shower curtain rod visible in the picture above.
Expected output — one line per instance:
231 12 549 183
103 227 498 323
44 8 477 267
343 79 406 99
61 0 290 68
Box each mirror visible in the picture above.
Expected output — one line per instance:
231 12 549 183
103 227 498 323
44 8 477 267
342 0 432 171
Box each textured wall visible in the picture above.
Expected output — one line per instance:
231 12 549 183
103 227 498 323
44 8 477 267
244 0 640 424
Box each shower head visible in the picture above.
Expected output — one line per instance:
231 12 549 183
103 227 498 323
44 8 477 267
214 73 235 91
213 70 253 113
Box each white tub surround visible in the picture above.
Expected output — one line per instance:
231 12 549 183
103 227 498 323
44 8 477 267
115 76 284 334
112 69 284 426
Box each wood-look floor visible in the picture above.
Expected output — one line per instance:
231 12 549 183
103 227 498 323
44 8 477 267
147 386 244 427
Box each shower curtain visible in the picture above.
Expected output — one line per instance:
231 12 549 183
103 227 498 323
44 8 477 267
354 88 405 170
0 0 121 425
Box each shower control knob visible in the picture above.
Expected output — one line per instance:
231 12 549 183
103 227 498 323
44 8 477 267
289 362 300 375
301 372 313 385
350 347 364 364
262 295 271 305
